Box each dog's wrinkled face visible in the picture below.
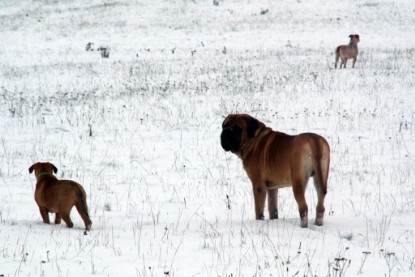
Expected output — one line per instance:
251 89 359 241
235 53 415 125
29 162 58 178
220 114 261 154
221 115 242 153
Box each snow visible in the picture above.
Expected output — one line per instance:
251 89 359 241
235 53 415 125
0 0 414 276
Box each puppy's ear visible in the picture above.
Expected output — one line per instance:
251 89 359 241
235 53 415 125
29 163 36 174
349 34 352 38
51 163 58 174
246 117 259 139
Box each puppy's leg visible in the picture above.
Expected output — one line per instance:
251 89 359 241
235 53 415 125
60 212 74 228
54 213 61 224
352 57 357 68
39 207 50 224
267 188 278 219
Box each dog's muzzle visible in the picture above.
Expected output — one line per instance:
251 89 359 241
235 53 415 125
221 129 233 152
221 127 241 153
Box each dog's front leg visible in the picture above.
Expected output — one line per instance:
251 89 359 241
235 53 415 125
267 188 278 219
252 181 266 220
39 207 50 224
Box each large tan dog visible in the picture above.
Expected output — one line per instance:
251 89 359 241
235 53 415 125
29 162 92 230
220 114 330 228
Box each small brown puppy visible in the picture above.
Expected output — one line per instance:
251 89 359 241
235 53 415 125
29 162 92 230
335 34 360 69
220 114 330 228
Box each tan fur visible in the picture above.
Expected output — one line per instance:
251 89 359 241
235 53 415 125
335 34 360 69
221 114 330 228
29 162 92 230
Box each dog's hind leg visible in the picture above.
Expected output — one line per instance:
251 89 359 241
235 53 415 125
342 58 348 68
313 177 326 226
313 139 330 226
292 177 309 228
335 53 340 68
335 47 341 69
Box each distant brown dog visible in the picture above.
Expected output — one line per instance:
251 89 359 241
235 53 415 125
29 162 92 230
335 34 360 69
220 114 330 228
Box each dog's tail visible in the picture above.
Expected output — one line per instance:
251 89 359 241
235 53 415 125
74 185 92 231
310 136 330 226
335 46 341 55
312 136 330 196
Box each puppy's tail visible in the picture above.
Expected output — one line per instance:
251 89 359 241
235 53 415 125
75 185 92 231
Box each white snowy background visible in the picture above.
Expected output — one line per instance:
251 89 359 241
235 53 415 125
0 0 414 276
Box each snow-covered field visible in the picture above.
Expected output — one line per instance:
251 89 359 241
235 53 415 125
1 0 414 276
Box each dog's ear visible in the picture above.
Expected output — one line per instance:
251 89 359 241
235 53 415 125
222 118 228 128
222 115 232 128
246 117 259 139
50 163 58 174
28 163 37 174
349 34 353 38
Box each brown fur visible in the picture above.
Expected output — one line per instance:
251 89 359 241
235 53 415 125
29 162 92 230
335 34 360 69
220 114 330 228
